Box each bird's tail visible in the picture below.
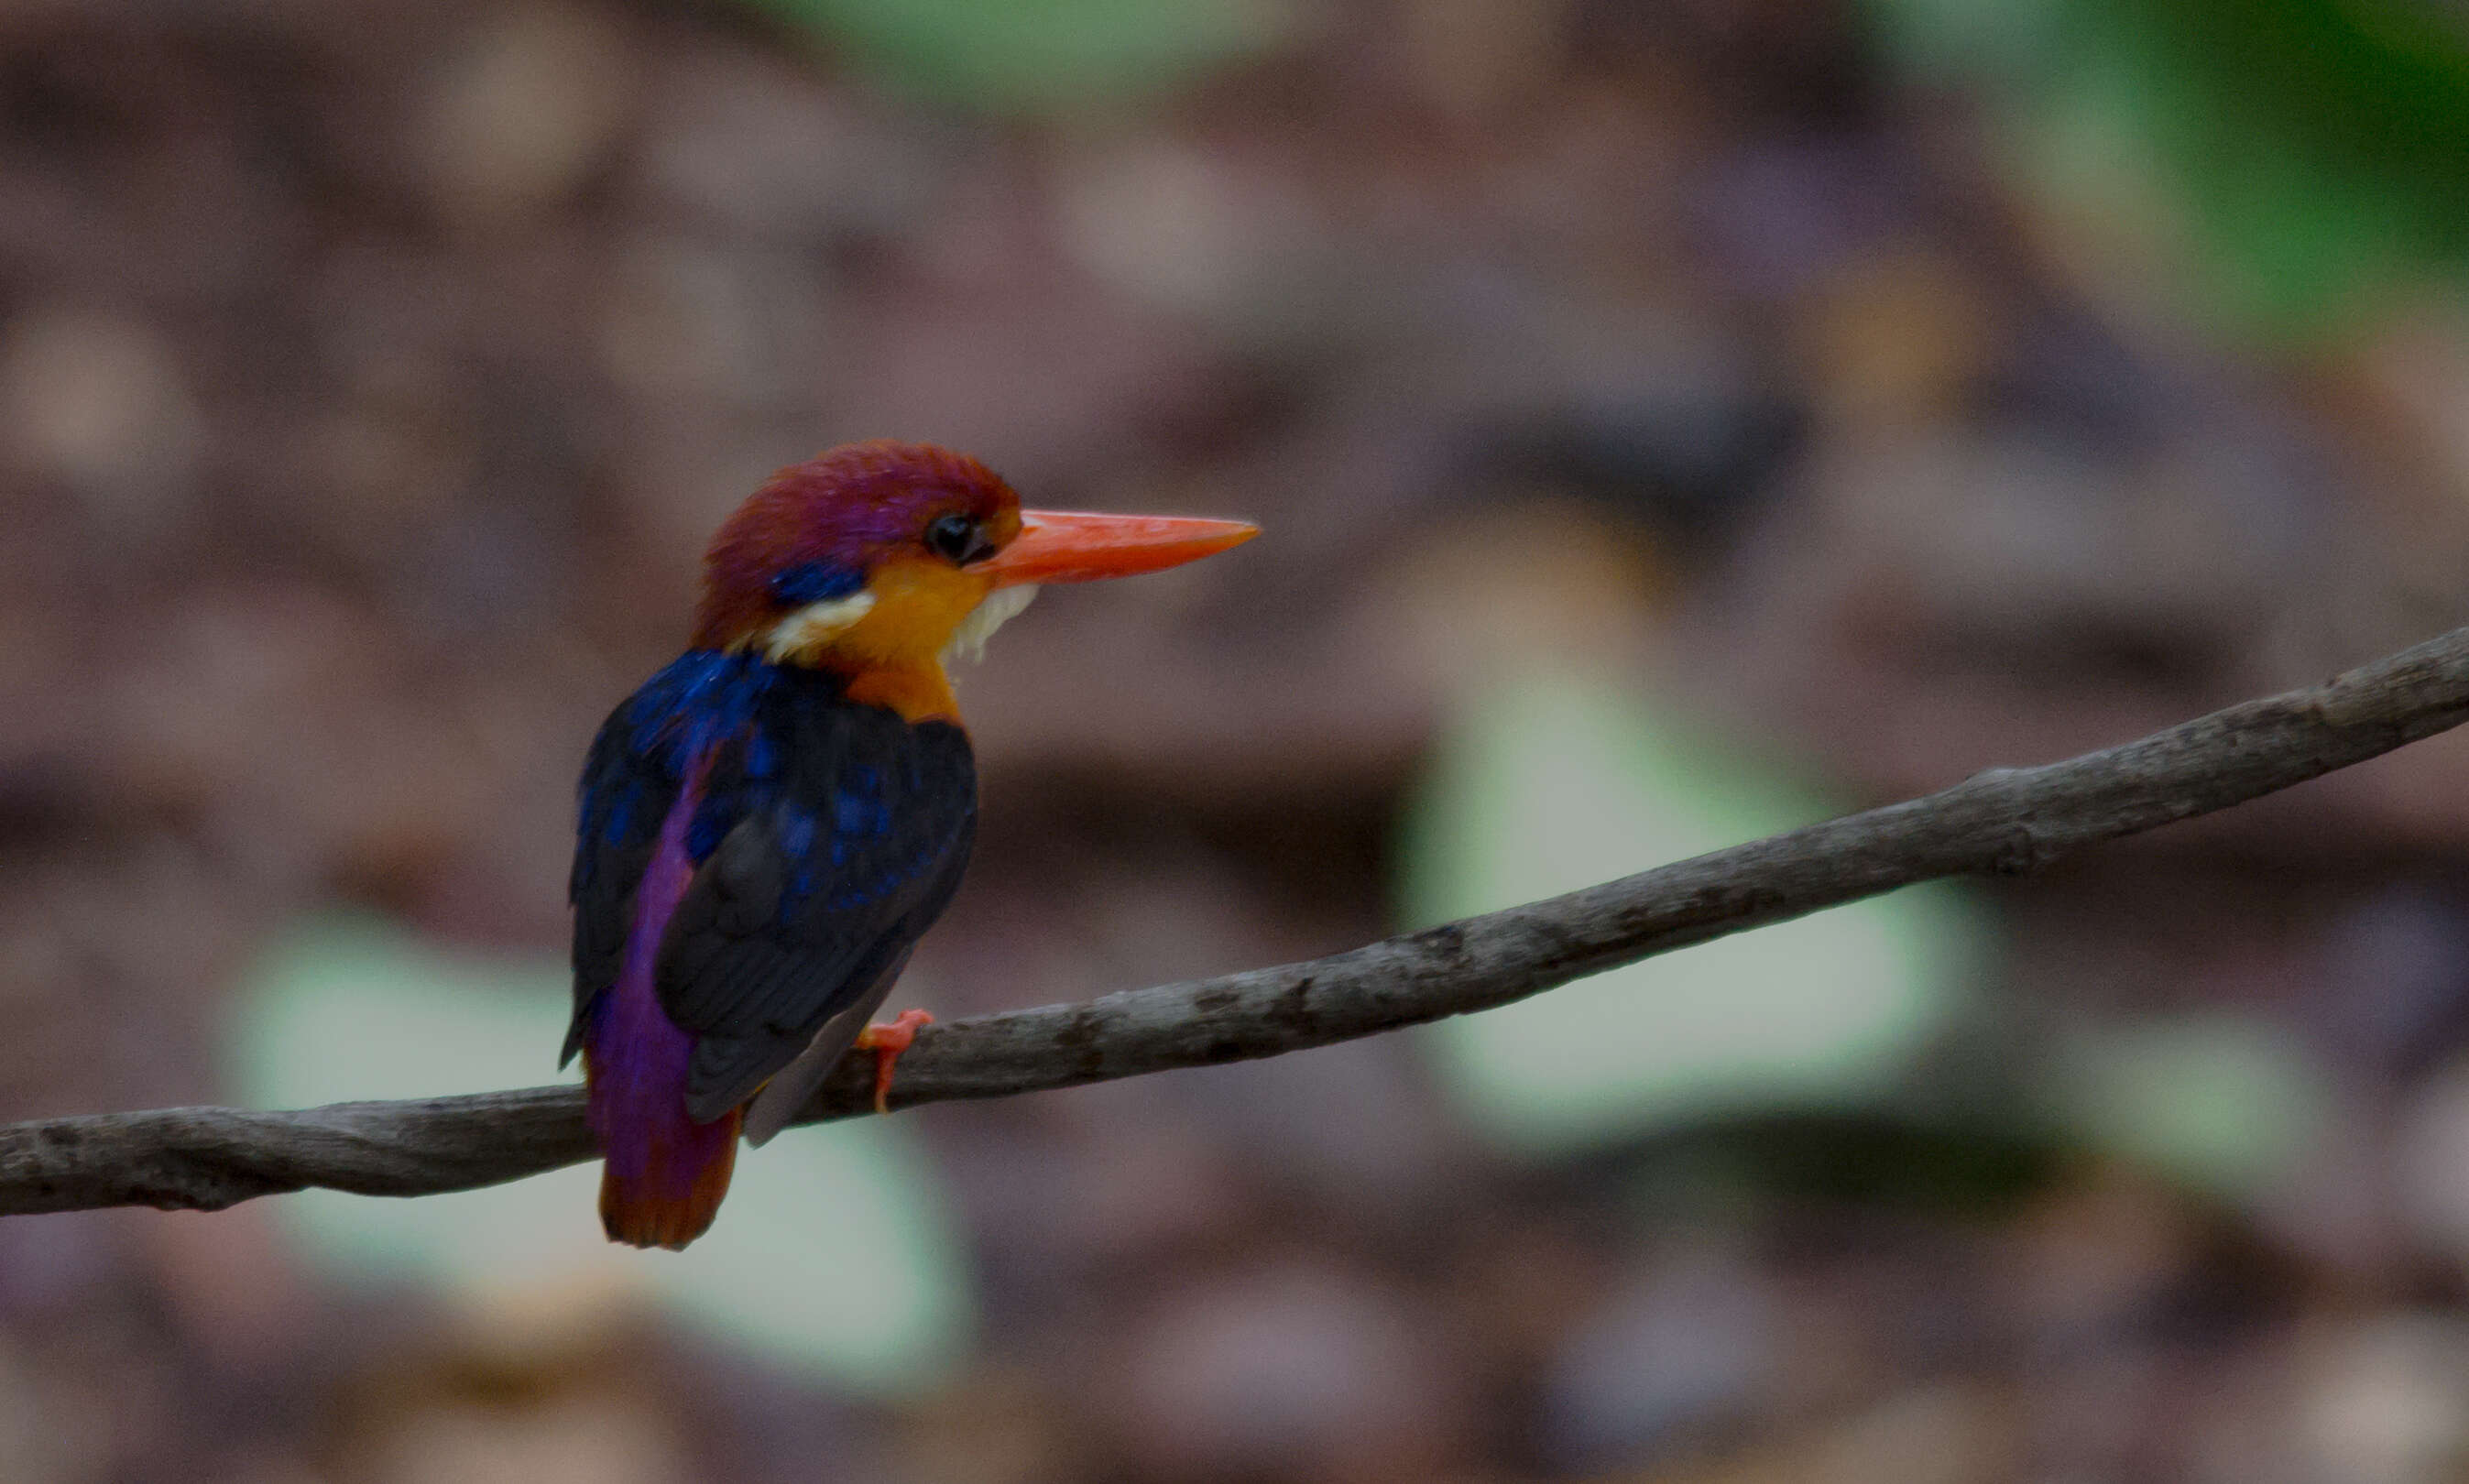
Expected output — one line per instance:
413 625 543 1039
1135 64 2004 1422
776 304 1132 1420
583 993 742 1250
595 1104 741 1250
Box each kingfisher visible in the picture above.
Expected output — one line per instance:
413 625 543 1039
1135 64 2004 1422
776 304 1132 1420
563 441 1255 1249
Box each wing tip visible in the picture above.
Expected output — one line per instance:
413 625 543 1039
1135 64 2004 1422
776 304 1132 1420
740 1091 796 1147
561 992 600 1070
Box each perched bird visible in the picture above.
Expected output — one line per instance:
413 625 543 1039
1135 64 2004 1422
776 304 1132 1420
564 441 1255 1249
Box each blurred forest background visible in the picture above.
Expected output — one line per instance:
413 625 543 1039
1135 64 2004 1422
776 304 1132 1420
13 0 2469 1480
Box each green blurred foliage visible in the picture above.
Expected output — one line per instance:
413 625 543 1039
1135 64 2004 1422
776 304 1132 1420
2036 1012 2333 1200
231 915 970 1394
1399 673 2330 1206
1398 673 1985 1156
1873 0 2469 337
744 0 1298 115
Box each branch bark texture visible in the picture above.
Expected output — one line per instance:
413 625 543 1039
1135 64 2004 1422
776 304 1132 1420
13 626 2469 1217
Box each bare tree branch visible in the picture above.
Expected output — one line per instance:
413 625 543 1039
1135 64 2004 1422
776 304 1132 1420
11 626 2469 1217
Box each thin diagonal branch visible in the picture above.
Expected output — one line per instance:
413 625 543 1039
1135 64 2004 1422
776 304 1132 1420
11 626 2469 1217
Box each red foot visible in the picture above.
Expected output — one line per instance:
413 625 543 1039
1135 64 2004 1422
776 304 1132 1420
854 1009 934 1114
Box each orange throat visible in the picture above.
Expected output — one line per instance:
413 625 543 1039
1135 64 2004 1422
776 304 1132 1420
837 660 962 724
743 554 994 723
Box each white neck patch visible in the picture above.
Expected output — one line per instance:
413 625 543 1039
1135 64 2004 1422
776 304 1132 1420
758 590 877 663
942 584 1039 665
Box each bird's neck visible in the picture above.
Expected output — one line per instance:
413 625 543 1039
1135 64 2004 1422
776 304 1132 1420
836 660 961 724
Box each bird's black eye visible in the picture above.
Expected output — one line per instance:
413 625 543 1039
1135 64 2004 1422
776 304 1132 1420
924 512 990 564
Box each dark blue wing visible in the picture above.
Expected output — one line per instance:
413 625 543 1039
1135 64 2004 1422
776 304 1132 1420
657 673 977 1122
563 694 680 1067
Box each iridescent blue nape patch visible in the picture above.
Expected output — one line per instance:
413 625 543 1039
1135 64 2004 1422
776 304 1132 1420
768 561 866 607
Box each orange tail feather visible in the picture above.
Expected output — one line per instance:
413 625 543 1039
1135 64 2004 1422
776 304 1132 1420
597 1106 742 1250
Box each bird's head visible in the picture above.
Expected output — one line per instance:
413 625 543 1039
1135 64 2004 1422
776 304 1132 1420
694 441 1255 682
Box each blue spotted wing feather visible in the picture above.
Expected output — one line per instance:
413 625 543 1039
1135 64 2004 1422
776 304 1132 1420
658 684 977 1123
563 653 977 1132
564 704 681 1066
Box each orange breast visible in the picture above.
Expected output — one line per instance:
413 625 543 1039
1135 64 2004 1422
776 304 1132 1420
841 662 962 724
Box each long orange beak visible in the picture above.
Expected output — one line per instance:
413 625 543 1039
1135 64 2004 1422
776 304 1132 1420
981 509 1258 586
